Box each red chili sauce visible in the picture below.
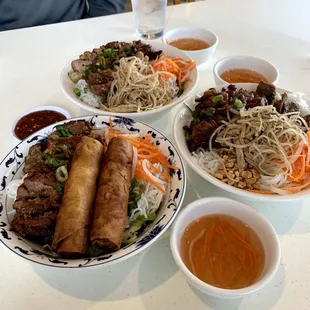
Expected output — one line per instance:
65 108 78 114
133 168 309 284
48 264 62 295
14 110 67 140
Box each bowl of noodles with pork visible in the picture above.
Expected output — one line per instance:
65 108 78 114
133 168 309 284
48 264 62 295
60 41 198 119
174 82 310 201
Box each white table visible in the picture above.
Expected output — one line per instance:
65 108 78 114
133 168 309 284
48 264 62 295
1 1 310 309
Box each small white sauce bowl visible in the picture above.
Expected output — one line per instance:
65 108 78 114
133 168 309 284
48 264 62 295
213 55 279 85
163 27 218 65
170 197 281 299
12 106 71 143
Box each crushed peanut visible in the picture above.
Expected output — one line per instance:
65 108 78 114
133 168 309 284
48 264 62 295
211 153 261 190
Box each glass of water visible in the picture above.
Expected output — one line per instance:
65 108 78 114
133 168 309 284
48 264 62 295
132 0 167 39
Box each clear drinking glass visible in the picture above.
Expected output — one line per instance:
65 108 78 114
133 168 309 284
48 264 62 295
132 0 167 39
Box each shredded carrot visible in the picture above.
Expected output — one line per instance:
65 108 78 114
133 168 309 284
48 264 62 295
108 117 178 193
135 165 165 193
289 149 306 182
246 132 310 195
281 178 310 193
151 54 196 88
248 189 276 194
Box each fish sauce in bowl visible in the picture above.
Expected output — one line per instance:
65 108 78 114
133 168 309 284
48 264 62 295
169 38 210 51
181 214 265 289
220 69 268 83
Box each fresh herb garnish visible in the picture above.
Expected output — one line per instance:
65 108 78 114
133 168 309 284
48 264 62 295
136 213 157 222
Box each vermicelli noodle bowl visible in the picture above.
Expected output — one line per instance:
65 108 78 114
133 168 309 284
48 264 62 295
183 82 310 196
67 40 196 113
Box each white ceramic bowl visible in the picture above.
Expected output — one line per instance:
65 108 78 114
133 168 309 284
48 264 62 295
213 55 279 85
170 197 281 298
60 41 198 120
163 27 218 65
11 106 71 144
174 83 310 201
0 115 186 268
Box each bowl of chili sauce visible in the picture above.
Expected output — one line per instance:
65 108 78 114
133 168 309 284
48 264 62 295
12 106 71 142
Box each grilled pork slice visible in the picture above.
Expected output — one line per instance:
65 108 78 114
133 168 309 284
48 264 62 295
63 121 92 136
10 210 58 239
13 197 60 216
16 172 59 201
24 144 50 174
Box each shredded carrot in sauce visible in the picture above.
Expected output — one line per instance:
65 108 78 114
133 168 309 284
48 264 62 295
181 215 264 289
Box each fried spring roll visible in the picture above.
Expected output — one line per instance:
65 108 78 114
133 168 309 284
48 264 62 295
52 136 104 257
90 137 133 251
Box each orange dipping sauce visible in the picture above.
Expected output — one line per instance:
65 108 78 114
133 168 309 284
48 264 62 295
14 110 67 140
169 38 210 51
181 214 265 289
220 69 268 84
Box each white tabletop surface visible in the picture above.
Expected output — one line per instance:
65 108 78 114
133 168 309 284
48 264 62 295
1 1 310 309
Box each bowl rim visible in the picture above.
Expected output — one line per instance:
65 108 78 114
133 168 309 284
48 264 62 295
1 114 187 268
213 55 279 84
162 26 219 53
11 105 72 141
173 83 309 201
170 196 281 297
60 41 199 118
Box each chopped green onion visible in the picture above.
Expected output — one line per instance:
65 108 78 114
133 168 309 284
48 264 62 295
185 130 191 141
55 153 66 160
211 94 224 103
73 88 81 97
234 98 244 109
82 67 92 75
55 183 64 196
45 157 63 169
202 108 216 117
135 51 144 59
123 46 133 54
103 48 116 58
55 125 72 137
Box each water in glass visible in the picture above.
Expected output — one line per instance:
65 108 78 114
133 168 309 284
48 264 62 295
132 0 167 39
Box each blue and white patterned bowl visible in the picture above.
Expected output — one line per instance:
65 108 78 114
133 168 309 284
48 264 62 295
0 115 186 268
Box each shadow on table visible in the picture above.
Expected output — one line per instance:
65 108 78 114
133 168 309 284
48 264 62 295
190 261 286 310
186 165 303 235
137 234 178 294
32 253 139 301
32 234 177 302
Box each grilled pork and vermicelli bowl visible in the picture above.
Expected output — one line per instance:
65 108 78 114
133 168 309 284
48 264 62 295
60 41 198 119
0 116 186 267
174 83 310 201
